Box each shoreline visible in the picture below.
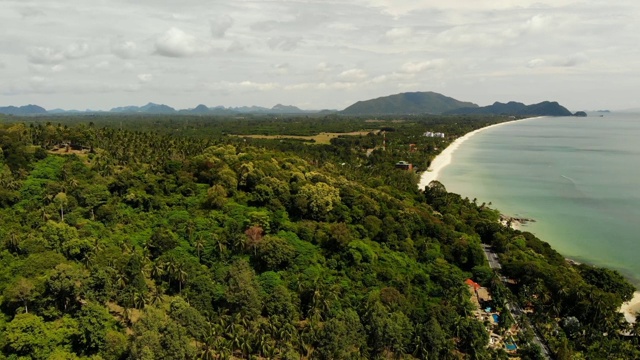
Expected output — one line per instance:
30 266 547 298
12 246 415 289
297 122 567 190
416 115 640 323
418 116 545 190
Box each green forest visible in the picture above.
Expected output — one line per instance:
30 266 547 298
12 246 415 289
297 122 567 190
0 114 638 359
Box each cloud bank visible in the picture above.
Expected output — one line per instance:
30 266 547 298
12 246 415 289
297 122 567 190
0 0 638 111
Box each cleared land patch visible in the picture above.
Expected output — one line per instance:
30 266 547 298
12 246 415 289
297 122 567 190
364 119 406 123
233 130 379 144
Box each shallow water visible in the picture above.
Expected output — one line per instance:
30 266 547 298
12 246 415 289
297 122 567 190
438 113 640 285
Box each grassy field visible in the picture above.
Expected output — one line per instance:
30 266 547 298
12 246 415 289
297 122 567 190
232 130 379 144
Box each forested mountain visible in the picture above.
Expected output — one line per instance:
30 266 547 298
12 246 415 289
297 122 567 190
0 93 573 117
341 92 478 115
1 104 312 116
0 105 48 116
110 103 177 114
445 101 573 116
0 115 638 359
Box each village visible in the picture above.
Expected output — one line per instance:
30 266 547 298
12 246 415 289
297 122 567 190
465 278 521 356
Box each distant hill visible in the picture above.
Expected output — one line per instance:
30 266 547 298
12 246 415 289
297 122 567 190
271 104 304 114
0 104 48 115
190 104 211 114
341 91 478 115
445 101 572 116
231 104 308 114
0 95 572 117
110 103 176 114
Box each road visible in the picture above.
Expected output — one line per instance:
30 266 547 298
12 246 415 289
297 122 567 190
481 244 502 270
481 244 552 360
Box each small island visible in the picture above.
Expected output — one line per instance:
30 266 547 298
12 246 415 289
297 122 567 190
574 111 588 117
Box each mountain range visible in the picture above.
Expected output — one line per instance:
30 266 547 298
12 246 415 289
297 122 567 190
0 91 576 117
0 104 48 116
106 103 315 115
0 103 316 116
444 101 573 116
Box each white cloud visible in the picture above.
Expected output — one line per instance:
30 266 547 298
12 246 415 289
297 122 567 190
317 62 334 73
284 83 312 90
400 60 446 74
557 53 589 67
436 26 503 47
338 68 368 81
238 81 279 91
138 73 154 83
522 14 553 33
111 39 138 59
271 63 290 75
210 15 234 38
526 53 589 69
155 27 210 57
27 42 91 64
267 36 302 51
64 42 90 59
527 58 546 68
369 72 413 84
327 22 358 31
28 47 66 64
204 81 280 93
1 0 639 110
319 82 357 90
385 27 412 40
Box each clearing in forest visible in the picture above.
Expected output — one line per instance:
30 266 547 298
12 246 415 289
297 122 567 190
233 130 379 144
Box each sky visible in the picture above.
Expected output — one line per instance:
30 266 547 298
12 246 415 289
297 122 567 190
1 0 639 111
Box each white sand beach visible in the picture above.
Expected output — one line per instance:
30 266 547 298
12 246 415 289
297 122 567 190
621 291 640 323
418 116 544 191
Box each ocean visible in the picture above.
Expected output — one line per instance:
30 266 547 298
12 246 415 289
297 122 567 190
436 113 640 285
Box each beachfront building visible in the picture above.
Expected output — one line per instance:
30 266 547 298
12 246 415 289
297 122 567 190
465 279 493 305
477 287 493 304
423 131 445 138
395 161 413 171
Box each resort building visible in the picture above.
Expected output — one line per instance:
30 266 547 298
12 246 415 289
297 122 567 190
477 287 493 304
395 161 413 171
423 131 445 138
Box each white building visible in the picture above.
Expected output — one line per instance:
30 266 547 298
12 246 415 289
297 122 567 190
423 131 445 138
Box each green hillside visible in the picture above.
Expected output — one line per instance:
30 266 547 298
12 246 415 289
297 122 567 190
446 101 573 116
341 91 478 115
0 115 637 359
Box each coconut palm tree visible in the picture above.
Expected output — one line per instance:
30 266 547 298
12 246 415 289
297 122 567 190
194 234 205 261
53 192 68 222
6 233 20 253
175 262 188 294
150 261 165 280
133 290 148 309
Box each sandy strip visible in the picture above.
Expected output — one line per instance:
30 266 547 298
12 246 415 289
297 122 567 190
418 116 545 191
415 116 640 323
621 291 640 323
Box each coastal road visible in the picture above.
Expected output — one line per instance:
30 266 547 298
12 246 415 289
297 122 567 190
481 244 552 360
481 244 502 270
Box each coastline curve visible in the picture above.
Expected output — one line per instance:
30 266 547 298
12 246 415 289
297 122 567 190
418 116 545 191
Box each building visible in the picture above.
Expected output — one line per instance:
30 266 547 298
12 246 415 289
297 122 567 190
395 161 413 170
477 287 493 303
466 279 493 305
465 279 481 292
423 131 445 138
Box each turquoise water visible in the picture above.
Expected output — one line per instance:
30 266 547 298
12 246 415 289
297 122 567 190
438 114 640 285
